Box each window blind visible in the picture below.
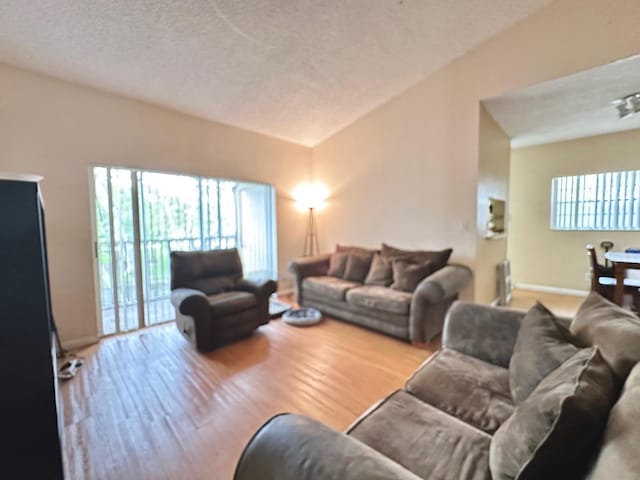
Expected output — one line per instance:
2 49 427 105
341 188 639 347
551 170 640 230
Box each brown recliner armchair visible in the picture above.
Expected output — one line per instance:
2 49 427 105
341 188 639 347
170 248 277 352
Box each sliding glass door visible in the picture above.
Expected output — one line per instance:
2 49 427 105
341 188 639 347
92 166 276 335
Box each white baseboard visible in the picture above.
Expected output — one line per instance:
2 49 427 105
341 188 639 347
275 288 294 296
61 336 99 351
489 297 501 307
514 283 589 298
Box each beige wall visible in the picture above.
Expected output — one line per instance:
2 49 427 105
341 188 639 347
508 129 640 292
0 64 312 346
475 105 510 303
312 0 640 299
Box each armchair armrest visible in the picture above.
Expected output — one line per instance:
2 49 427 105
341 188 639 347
234 414 420 480
235 277 278 324
442 301 526 368
288 253 331 304
170 288 209 319
409 264 473 343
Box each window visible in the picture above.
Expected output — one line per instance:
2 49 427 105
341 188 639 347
551 170 640 231
92 166 276 335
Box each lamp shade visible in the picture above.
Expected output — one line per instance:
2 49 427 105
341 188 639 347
293 182 328 209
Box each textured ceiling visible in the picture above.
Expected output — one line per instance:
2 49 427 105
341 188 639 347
0 0 551 146
484 55 640 148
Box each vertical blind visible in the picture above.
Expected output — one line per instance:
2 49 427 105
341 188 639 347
551 170 640 230
93 166 277 335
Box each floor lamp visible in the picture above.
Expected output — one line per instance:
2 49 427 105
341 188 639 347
293 183 327 257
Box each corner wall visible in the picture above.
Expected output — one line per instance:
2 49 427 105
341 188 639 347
312 0 640 300
0 64 312 346
508 129 640 292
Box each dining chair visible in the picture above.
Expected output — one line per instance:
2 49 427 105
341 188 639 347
587 244 640 312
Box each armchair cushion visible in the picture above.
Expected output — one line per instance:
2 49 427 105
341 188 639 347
348 390 492 480
406 348 514 434
171 249 243 294
509 302 578 404
207 291 256 317
346 286 412 315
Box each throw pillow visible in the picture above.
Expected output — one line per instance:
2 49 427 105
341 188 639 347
509 302 578 404
343 253 374 283
390 259 433 293
588 361 640 480
381 243 452 272
570 291 640 380
336 244 378 255
364 253 393 286
490 347 617 480
327 252 348 277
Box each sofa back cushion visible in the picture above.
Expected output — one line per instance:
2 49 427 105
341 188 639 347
328 252 349 277
587 361 640 480
390 259 433 293
343 252 374 283
364 253 393 286
382 243 452 272
490 347 617 480
570 292 640 380
509 302 578 404
170 249 243 294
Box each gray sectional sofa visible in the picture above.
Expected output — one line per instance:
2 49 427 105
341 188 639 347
289 244 472 344
235 294 640 479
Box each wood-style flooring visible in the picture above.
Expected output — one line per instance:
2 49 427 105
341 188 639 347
61 316 434 480
60 288 582 480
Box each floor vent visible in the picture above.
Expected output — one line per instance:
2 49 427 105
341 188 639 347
497 259 512 306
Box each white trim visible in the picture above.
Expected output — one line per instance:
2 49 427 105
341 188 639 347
275 288 294 296
514 283 589 297
61 336 99 351
0 171 43 182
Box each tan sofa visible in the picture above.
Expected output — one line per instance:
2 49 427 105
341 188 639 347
289 246 472 344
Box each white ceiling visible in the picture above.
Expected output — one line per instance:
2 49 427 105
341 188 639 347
484 54 640 149
0 0 551 146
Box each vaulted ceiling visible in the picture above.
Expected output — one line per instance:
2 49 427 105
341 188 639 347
0 0 551 146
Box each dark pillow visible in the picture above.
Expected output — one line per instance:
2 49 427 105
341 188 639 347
570 291 640 380
509 302 578 404
343 253 374 283
490 347 617 480
364 253 393 286
390 259 433 293
381 243 452 272
327 252 348 277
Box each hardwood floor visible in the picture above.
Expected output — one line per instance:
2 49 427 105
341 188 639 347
60 317 434 480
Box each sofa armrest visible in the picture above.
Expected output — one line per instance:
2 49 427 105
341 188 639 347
442 301 526 368
234 414 420 480
288 253 331 304
171 288 209 319
409 264 473 343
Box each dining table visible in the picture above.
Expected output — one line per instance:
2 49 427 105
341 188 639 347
604 251 640 305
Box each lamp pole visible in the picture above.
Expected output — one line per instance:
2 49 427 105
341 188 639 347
303 206 319 256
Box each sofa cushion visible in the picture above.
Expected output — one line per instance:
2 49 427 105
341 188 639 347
208 291 257 316
406 348 514 434
343 252 374 282
509 302 578 404
382 243 453 272
327 252 348 277
570 291 640 380
364 253 393 286
490 347 617 480
302 276 360 301
336 244 379 254
588 361 640 480
391 259 433 293
346 286 412 315
348 390 492 480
